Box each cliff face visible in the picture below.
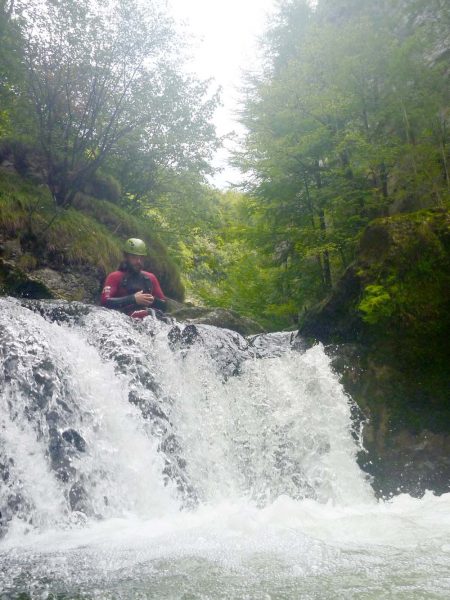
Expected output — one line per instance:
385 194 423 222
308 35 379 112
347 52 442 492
300 209 450 496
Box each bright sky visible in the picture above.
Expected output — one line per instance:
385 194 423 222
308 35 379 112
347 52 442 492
168 0 277 188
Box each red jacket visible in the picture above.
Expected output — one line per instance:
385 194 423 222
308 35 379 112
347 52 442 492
101 270 165 318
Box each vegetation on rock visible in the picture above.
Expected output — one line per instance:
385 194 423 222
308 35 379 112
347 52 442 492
299 209 450 495
0 170 184 300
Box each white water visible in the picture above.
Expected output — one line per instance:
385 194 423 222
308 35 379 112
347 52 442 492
0 298 449 599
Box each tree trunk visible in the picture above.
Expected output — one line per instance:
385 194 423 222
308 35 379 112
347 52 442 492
314 163 332 291
318 208 332 290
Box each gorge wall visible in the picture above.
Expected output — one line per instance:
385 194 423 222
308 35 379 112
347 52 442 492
300 208 450 496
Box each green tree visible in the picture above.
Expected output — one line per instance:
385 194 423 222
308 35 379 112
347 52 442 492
108 76 219 209
9 0 218 207
0 1 24 136
234 0 449 323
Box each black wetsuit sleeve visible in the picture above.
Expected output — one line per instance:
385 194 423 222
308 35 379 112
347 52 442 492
104 295 137 310
152 298 166 312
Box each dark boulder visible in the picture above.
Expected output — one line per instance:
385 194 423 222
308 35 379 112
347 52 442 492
167 303 265 337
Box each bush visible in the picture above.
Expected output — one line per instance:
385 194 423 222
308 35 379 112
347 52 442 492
83 171 122 203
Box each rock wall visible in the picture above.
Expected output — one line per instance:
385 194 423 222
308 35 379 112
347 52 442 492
0 236 102 304
299 208 450 497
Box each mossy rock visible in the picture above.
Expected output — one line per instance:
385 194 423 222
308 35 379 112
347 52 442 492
0 258 55 299
168 303 265 336
299 208 450 495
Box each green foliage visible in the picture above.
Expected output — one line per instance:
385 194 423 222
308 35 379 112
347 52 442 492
82 172 122 204
0 2 23 133
358 284 394 324
231 0 450 323
0 0 218 208
356 210 450 347
0 0 214 304
1 0 449 327
145 181 303 329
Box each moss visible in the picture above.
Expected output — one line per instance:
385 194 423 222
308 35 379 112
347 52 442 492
358 284 394 324
302 208 450 443
352 210 450 432
17 253 37 271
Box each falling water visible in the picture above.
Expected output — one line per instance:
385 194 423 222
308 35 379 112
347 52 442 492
0 297 449 599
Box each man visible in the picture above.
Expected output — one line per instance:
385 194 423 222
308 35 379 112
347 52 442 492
101 238 166 319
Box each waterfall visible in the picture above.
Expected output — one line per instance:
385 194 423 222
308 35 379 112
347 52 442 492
0 297 371 533
1 297 449 599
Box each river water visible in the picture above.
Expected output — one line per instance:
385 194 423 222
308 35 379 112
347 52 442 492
0 298 449 599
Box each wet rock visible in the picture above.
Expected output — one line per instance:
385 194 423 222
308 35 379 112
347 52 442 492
62 429 87 453
20 298 92 325
48 429 75 482
248 331 307 358
0 453 32 535
325 342 450 497
168 323 201 349
0 258 54 300
167 304 265 336
168 322 253 379
128 389 168 422
68 482 90 513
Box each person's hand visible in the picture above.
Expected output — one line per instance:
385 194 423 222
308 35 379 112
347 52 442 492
134 290 154 306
